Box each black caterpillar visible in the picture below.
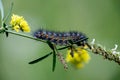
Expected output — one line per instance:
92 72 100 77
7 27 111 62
34 29 88 46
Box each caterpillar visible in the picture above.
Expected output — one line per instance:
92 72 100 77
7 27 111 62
34 29 88 46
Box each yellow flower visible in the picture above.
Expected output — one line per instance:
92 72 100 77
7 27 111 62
20 20 30 32
10 14 30 32
13 25 20 32
66 47 90 69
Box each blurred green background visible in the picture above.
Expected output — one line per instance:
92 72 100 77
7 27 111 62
0 0 120 80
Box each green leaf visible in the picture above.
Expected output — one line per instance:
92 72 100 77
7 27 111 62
47 41 57 71
3 2 13 23
73 37 88 44
47 41 54 50
0 0 4 21
52 50 56 72
29 52 52 64
58 46 70 50
3 23 9 37
5 31 9 37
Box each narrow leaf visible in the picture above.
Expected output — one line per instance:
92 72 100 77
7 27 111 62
0 0 4 20
47 41 54 50
5 32 9 37
52 50 56 72
3 2 13 23
29 52 52 64
58 46 70 50
73 37 88 44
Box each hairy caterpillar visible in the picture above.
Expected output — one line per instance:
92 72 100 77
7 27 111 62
34 29 88 46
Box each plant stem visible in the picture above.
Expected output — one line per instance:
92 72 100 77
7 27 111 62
5 30 47 43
